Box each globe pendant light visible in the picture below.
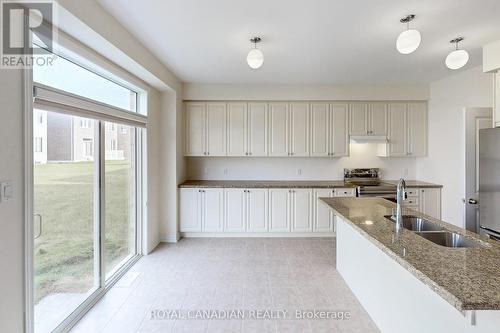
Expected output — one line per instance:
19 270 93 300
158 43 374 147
445 37 469 70
247 37 264 69
396 15 421 54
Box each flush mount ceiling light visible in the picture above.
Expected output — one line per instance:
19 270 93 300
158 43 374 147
396 14 421 54
247 37 264 69
445 37 469 70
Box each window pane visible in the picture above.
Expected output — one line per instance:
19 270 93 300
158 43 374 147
104 122 136 278
33 111 98 333
33 53 137 112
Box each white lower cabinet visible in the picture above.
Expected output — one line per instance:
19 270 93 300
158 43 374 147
314 189 335 232
179 188 225 232
269 189 290 232
405 187 442 219
290 189 313 232
224 188 246 232
247 189 269 232
180 188 202 232
224 188 269 232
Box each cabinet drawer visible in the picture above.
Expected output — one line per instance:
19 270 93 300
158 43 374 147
406 188 420 197
334 188 357 197
405 197 419 206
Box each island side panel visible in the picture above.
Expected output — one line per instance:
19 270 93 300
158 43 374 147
335 216 491 333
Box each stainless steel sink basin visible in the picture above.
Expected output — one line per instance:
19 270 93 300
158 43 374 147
384 215 444 232
415 231 486 248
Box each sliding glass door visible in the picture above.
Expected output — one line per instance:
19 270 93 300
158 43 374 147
33 111 99 333
104 122 137 279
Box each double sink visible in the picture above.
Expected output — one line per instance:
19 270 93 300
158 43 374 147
384 215 486 248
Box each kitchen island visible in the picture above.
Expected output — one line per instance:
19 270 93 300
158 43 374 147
321 197 500 333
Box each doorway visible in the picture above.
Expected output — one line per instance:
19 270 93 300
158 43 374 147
464 107 492 232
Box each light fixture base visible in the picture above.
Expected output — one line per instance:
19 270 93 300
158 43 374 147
250 37 262 44
400 15 415 23
450 37 464 44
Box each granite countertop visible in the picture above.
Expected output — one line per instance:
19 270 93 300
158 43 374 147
320 197 500 311
382 180 443 188
179 180 356 188
179 180 442 188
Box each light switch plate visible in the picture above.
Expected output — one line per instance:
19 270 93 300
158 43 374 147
1 181 13 202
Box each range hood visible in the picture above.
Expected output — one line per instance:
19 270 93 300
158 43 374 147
350 135 388 144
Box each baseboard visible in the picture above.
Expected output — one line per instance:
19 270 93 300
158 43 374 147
180 232 336 238
161 233 181 243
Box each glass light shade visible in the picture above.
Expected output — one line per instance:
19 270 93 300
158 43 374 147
247 48 264 69
445 49 469 70
396 29 421 54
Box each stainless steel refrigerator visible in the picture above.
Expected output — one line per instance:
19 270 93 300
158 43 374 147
478 128 500 240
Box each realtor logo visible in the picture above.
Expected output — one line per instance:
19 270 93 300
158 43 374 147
1 0 56 68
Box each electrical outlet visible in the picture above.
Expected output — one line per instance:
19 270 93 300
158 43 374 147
0 181 13 202
223 168 229 176
297 168 302 176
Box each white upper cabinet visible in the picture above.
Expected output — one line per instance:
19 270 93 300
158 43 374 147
369 103 388 135
269 103 289 156
310 103 348 157
349 102 387 136
387 103 408 156
248 102 268 156
227 103 247 156
407 102 427 157
379 102 427 157
310 103 330 157
289 102 310 156
185 102 206 156
331 104 349 156
349 103 368 135
206 102 227 156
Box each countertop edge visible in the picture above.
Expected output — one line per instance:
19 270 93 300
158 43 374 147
320 198 498 311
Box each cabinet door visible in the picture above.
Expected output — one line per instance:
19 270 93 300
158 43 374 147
202 188 224 232
369 103 388 135
185 102 205 156
310 103 330 157
247 189 269 232
421 188 441 219
331 104 349 156
179 188 202 232
269 189 290 232
407 103 427 157
227 103 247 156
291 189 313 232
314 189 334 232
387 103 407 156
269 103 289 156
206 102 227 156
224 188 246 232
496 73 500 127
349 103 368 135
248 102 268 156
289 102 310 156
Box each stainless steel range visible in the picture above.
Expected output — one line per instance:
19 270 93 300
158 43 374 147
344 168 397 202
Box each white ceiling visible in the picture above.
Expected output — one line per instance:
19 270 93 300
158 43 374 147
98 0 500 84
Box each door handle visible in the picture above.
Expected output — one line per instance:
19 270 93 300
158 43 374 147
34 214 42 239
468 198 478 205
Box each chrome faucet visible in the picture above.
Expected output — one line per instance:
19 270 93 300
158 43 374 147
395 178 407 232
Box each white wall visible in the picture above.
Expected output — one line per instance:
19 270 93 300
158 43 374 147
187 144 416 181
417 66 493 227
183 83 429 101
0 70 25 333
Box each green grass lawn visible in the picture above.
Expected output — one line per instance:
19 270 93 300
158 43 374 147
34 161 135 303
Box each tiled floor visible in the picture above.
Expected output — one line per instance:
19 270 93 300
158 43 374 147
70 238 379 333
